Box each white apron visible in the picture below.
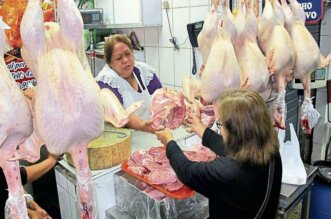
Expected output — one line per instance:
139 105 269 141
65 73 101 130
96 64 152 120
121 71 151 120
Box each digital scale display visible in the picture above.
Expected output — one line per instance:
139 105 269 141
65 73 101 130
292 67 328 89
80 8 103 28
82 13 101 24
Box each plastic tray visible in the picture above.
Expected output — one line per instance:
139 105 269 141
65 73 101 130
121 160 195 199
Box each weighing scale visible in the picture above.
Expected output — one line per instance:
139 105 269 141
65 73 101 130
291 67 328 90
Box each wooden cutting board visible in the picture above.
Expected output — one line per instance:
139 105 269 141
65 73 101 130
65 123 132 170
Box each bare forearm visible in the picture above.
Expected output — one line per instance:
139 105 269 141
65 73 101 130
126 115 154 133
25 159 57 183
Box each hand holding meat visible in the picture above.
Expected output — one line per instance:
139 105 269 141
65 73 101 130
185 113 207 138
155 128 174 146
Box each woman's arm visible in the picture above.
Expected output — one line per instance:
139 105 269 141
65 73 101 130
126 114 156 133
201 128 225 156
24 153 59 183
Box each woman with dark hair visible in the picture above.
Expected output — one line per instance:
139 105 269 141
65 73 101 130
95 34 162 133
156 88 282 219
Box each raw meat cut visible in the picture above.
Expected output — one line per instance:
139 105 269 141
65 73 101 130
201 0 241 103
257 0 296 129
20 0 142 218
236 0 270 93
0 19 33 219
150 88 186 130
197 0 220 65
284 0 331 134
125 146 216 193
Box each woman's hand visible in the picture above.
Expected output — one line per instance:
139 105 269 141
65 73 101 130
28 201 52 219
185 113 207 138
155 128 174 146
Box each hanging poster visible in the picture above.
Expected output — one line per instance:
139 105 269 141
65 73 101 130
0 0 55 89
297 0 324 24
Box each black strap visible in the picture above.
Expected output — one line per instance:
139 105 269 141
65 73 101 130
255 158 275 219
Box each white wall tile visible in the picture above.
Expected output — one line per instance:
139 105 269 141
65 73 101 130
144 27 159 47
174 86 183 91
158 9 174 47
131 28 145 47
190 0 209 7
159 47 175 85
174 48 191 86
144 47 160 77
173 0 189 8
173 8 190 48
163 0 173 8
95 0 114 25
190 6 209 23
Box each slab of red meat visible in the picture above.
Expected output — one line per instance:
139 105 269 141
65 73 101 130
148 169 177 185
150 88 186 130
165 180 184 192
142 158 164 172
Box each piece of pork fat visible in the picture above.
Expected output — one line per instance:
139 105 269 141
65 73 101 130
197 0 220 65
256 0 295 129
284 0 331 134
20 0 142 218
150 88 186 130
201 0 241 103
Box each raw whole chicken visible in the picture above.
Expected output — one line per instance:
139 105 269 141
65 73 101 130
257 0 296 129
0 19 33 219
20 0 142 218
150 88 186 130
201 0 241 103
284 0 331 134
197 0 219 65
235 0 270 93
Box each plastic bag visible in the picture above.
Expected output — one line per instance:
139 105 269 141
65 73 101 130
278 123 307 185
300 97 320 135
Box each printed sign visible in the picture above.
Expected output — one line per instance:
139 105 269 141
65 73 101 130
5 49 36 90
297 0 324 24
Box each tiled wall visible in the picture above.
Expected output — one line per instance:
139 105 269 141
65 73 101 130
115 0 211 91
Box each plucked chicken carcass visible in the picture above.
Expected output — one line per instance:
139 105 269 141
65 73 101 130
283 0 331 134
235 0 270 93
20 0 142 218
197 0 220 65
0 19 33 219
201 0 241 103
150 88 186 130
257 0 295 129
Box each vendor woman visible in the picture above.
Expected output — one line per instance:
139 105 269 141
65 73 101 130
95 34 162 133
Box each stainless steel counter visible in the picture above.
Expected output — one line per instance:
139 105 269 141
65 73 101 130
278 164 318 218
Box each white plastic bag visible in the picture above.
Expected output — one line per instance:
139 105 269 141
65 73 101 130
278 123 307 185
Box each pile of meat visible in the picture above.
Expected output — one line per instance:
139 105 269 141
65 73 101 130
126 146 216 193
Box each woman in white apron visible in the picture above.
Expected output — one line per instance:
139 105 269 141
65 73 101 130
95 34 162 133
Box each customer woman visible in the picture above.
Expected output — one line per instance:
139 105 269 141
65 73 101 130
156 88 282 219
95 34 162 133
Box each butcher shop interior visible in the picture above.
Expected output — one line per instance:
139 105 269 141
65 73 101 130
1 0 331 218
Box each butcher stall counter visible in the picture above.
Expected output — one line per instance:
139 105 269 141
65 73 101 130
54 126 196 219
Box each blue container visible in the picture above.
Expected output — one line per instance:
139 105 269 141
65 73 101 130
309 161 331 219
